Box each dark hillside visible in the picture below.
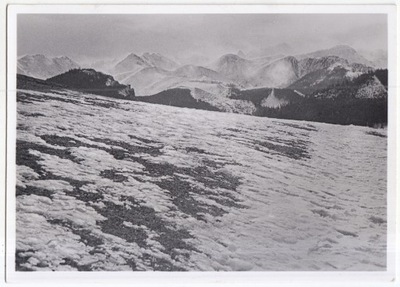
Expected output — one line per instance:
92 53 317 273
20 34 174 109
229 87 303 106
134 89 220 112
372 69 388 87
46 68 135 99
17 74 65 90
255 97 387 127
288 68 349 95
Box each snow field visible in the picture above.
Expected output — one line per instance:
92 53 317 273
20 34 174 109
15 89 387 271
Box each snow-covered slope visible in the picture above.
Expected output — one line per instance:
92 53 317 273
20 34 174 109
114 52 179 75
118 64 229 97
16 88 387 271
260 89 289 108
113 53 150 75
112 53 184 95
17 54 80 80
141 52 179 71
119 67 169 96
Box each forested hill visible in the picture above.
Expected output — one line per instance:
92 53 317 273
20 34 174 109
46 68 136 99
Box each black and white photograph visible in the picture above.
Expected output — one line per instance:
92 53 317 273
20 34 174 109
4 4 398 281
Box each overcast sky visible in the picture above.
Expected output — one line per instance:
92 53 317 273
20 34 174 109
17 13 387 64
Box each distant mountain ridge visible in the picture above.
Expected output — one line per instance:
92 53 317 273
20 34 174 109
114 53 150 75
113 52 179 75
17 54 80 80
107 46 378 102
209 54 253 85
16 44 387 127
18 44 378 99
296 45 375 67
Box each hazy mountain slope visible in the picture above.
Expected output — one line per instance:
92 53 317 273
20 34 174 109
289 67 348 94
297 45 374 67
141 52 180 71
358 49 388 69
120 67 170 96
172 65 223 80
249 55 285 70
210 54 253 85
237 50 246 58
289 57 374 94
297 56 349 78
88 58 121 74
251 56 299 88
17 54 80 80
120 64 228 97
112 53 185 95
113 53 151 75
247 43 293 58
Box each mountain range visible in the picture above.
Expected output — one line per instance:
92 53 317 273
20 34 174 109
17 45 385 95
16 44 388 126
295 45 375 67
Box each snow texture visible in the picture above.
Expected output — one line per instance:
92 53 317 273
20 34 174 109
16 88 387 271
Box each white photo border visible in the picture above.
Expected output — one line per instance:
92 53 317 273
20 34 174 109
3 3 399 287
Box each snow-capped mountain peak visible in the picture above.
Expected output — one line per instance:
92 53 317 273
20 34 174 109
113 53 150 74
141 52 179 71
17 54 80 80
113 52 179 75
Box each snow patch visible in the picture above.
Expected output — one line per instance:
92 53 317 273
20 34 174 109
261 89 289 108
